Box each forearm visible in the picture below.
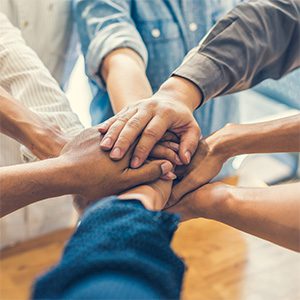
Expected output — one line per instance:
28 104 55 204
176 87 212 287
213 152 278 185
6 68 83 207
0 13 83 154
0 88 68 159
213 183 300 252
0 158 75 217
101 48 152 113
210 114 300 160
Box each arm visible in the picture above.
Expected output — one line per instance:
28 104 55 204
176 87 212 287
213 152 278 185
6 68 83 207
168 182 300 252
75 0 200 166
74 0 149 101
0 127 173 217
173 0 300 103
211 114 300 158
0 87 68 159
75 0 152 112
32 198 183 299
0 158 75 217
101 48 152 113
0 13 83 160
171 114 300 202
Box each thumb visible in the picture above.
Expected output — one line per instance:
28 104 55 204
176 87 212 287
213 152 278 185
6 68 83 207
125 160 173 186
179 122 201 164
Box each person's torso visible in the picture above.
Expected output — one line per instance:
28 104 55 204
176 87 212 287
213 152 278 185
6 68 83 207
0 0 78 87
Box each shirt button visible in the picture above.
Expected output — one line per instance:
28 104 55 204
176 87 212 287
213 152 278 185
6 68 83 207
189 22 198 32
23 20 29 28
151 28 161 38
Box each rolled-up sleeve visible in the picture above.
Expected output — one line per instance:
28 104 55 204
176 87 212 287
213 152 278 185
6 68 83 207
74 0 148 90
173 0 300 103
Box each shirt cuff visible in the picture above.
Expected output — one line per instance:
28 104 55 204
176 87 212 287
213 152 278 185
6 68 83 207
173 51 225 104
86 22 148 90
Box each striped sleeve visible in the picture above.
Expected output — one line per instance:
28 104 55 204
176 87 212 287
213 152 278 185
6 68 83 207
0 13 83 162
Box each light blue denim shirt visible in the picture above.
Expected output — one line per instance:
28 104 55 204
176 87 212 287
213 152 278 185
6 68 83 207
74 0 300 137
74 0 243 137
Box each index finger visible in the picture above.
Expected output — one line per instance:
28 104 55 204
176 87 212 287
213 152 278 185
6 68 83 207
109 109 152 160
131 115 169 168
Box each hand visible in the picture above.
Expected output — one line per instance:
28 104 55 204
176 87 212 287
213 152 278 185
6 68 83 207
119 178 173 211
60 127 174 208
168 131 229 207
148 131 183 167
98 77 201 168
30 122 71 160
166 182 232 221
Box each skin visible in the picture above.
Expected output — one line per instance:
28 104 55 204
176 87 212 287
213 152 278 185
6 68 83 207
169 114 300 204
99 57 202 167
100 48 187 167
167 182 300 252
0 127 173 217
74 168 173 213
0 86 69 159
0 94 174 217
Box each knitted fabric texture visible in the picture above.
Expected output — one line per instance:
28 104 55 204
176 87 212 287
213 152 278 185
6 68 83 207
32 197 185 299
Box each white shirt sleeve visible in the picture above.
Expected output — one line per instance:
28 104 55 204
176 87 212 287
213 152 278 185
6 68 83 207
0 13 83 162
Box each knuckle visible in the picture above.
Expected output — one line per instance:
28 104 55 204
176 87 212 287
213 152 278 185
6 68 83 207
144 127 159 139
135 144 149 156
117 115 130 124
116 135 131 148
161 106 174 116
127 117 142 130
146 100 157 110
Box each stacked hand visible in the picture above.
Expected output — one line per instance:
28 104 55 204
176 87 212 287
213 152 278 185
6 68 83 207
68 75 228 217
59 127 174 211
97 90 201 168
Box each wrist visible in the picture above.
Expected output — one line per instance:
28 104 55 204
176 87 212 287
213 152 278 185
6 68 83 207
156 76 202 112
119 185 157 210
53 156 82 195
208 185 236 221
24 123 69 159
208 123 244 161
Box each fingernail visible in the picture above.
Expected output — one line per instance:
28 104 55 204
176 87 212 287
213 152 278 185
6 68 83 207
110 147 121 159
185 151 191 164
161 162 172 175
175 155 183 165
98 123 108 131
101 137 112 149
165 172 177 180
131 157 140 168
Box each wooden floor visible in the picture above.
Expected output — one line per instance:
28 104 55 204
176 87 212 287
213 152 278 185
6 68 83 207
1 218 299 300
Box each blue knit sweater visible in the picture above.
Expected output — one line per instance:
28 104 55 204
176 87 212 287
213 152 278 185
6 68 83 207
32 197 185 299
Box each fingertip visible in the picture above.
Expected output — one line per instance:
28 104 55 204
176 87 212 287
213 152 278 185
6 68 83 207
161 171 177 180
98 127 107 134
131 156 141 168
179 150 191 165
161 161 173 175
100 137 113 150
175 154 183 166
185 150 191 164
110 147 123 160
97 123 109 133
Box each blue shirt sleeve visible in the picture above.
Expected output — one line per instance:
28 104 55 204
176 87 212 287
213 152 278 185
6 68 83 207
73 0 148 90
32 197 185 299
